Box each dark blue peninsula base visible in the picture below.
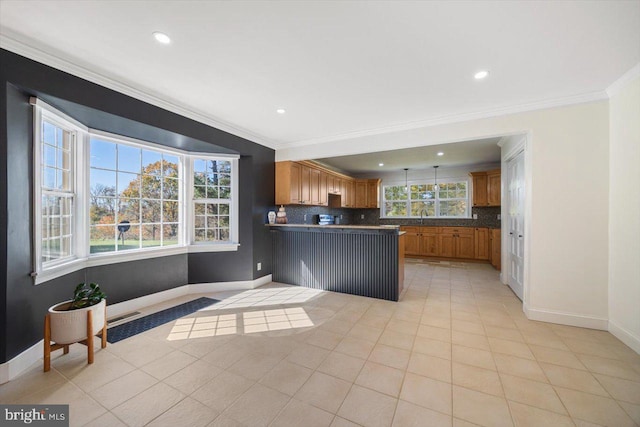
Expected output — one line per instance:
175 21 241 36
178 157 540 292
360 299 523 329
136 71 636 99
269 225 405 301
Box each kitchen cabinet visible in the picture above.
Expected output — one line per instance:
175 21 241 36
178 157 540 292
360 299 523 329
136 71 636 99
400 226 440 257
355 180 367 208
366 179 380 208
470 169 501 207
275 161 302 205
310 168 321 205
474 227 489 260
490 228 501 270
355 179 381 208
487 170 501 206
319 171 328 206
300 164 312 204
438 227 474 259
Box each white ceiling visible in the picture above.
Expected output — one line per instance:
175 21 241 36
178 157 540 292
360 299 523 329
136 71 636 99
1 1 639 149
317 137 502 174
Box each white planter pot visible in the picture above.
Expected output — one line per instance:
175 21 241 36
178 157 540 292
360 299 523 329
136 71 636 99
48 299 106 344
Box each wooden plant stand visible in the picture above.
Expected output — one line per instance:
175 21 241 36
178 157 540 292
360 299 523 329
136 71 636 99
43 306 107 372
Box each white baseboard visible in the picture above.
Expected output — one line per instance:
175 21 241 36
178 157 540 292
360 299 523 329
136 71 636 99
608 320 640 355
0 274 273 384
524 304 609 330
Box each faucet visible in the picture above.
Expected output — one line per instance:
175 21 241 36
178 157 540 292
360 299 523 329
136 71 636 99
420 208 428 225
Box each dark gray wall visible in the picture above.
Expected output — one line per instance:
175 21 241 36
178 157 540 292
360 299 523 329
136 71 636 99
0 49 275 363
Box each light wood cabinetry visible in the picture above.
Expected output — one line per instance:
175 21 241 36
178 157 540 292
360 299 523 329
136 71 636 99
487 170 501 207
354 179 381 208
474 227 489 260
490 228 501 270
470 169 501 207
401 226 438 256
439 227 474 259
276 160 380 208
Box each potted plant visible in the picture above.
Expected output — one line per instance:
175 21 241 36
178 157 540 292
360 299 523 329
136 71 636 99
44 283 107 371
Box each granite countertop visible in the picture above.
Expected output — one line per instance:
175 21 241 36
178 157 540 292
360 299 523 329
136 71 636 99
266 224 400 231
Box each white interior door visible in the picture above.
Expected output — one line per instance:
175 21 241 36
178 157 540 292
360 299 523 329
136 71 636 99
507 151 525 300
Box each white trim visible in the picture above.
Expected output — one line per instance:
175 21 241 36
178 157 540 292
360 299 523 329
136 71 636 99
30 97 89 132
609 320 640 355
524 304 609 330
1 32 278 149
281 92 608 148
606 63 640 98
0 274 273 384
187 244 240 253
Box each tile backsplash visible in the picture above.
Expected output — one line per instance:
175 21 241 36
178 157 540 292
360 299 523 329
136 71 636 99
268 205 501 228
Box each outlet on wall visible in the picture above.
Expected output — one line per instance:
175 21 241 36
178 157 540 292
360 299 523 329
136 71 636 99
257 262 262 271
303 214 307 222
497 214 501 220
361 214 365 219
473 214 478 219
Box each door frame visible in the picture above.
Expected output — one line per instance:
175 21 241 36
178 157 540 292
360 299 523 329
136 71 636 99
498 133 532 310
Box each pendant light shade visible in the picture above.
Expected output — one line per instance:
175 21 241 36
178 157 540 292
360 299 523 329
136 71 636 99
404 168 409 193
433 166 439 192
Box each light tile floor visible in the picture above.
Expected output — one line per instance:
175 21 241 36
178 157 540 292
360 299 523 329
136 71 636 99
2 260 640 426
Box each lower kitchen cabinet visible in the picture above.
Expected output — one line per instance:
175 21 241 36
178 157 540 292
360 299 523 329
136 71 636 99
490 228 501 270
474 227 490 260
439 227 474 259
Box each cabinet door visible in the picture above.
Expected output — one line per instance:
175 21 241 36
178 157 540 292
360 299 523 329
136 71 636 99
326 175 335 194
420 232 439 256
402 227 420 255
487 171 501 206
289 162 302 204
366 180 380 208
310 168 321 205
355 180 367 208
491 229 501 270
300 165 311 204
319 172 328 205
348 180 355 207
471 173 488 207
456 234 475 259
474 228 489 260
438 234 455 257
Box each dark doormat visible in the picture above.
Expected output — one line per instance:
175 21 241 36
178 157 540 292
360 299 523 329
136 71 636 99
104 297 220 343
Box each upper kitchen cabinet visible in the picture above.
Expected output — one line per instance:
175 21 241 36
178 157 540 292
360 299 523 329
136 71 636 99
470 169 501 207
275 161 302 205
355 179 381 208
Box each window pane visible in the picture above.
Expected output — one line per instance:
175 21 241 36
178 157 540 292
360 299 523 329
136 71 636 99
163 155 179 176
118 224 139 251
163 201 179 222
90 225 116 253
163 178 179 200
43 121 56 145
43 167 56 189
142 225 161 248
140 175 161 199
43 144 56 167
219 187 231 199
194 159 207 173
90 198 116 225
192 158 234 244
118 172 141 197
163 224 178 246
411 201 435 217
91 169 117 192
142 150 163 174
219 228 230 241
384 202 407 217
90 139 116 170
384 186 407 201
141 200 161 223
206 186 218 198
118 198 140 223
218 204 229 215
117 144 141 173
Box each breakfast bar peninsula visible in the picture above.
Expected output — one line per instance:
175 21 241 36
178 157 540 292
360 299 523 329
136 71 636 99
268 224 405 301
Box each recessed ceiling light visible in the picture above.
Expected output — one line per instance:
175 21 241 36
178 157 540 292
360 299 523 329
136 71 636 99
153 32 171 44
474 70 489 80
378 163 384 167
437 152 444 156
276 109 286 114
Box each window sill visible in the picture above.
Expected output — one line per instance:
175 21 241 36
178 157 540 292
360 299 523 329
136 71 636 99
35 243 239 285
187 243 239 253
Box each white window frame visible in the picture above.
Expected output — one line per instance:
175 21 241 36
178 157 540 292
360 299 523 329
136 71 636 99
31 99 240 285
381 179 471 219
186 154 240 252
87 130 186 258
32 98 88 282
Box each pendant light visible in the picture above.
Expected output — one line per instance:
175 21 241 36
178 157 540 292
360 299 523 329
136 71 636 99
404 168 409 193
433 166 439 192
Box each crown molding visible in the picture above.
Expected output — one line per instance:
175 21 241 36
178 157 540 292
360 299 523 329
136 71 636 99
281 90 608 148
606 63 640 98
0 32 279 150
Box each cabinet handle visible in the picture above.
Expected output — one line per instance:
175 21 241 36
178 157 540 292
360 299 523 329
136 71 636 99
509 232 513 235
518 235 523 238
